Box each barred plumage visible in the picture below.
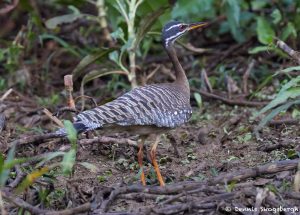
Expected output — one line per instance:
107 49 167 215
55 20 208 187
73 83 192 133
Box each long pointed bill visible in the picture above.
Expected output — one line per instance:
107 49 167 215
188 22 208 31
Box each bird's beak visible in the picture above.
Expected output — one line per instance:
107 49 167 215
188 22 208 31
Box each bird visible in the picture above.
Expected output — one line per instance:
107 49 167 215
56 20 208 186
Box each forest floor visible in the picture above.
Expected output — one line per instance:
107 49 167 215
1 88 300 214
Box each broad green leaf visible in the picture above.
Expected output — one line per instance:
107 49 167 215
110 27 125 41
292 109 300 118
78 162 99 173
62 149 76 176
256 100 300 132
0 154 4 187
72 48 115 81
0 144 16 187
193 92 202 108
278 76 300 94
225 0 244 42
45 14 83 29
271 9 281 24
226 0 240 25
256 87 300 117
172 0 216 20
36 152 65 168
281 22 297 41
39 34 80 57
256 17 275 45
248 46 275 54
280 66 300 73
134 6 169 51
63 120 77 148
109 51 119 64
3 158 30 169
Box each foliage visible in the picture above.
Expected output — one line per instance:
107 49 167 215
255 68 300 132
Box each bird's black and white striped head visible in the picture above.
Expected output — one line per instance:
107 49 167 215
162 21 207 48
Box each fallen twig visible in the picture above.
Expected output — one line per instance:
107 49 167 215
0 0 19 15
0 114 5 134
276 39 300 64
8 133 63 148
242 59 255 94
8 132 137 149
8 165 26 189
0 88 13 102
269 118 299 126
80 136 137 147
211 159 300 185
191 88 268 107
43 108 64 128
258 137 299 152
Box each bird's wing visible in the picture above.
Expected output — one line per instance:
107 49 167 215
74 84 192 132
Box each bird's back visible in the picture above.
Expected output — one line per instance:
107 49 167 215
73 83 192 133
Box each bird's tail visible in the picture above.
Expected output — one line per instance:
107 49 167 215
54 121 89 136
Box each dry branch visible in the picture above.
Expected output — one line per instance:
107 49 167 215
43 108 64 128
276 39 300 64
191 88 268 107
243 59 255 94
211 159 299 184
8 132 137 149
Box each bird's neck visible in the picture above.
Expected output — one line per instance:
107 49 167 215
166 45 190 95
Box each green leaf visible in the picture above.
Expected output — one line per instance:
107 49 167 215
63 120 77 148
110 27 125 41
271 9 282 24
281 22 297 41
278 76 300 94
256 100 300 132
39 34 81 57
36 152 65 168
78 162 99 173
45 14 83 29
72 48 115 81
225 0 244 42
193 92 202 108
0 154 4 187
226 0 240 25
256 17 275 45
280 66 300 73
108 51 119 64
256 86 300 117
248 46 275 54
62 149 76 176
133 6 169 51
172 0 216 20
3 158 30 169
0 144 16 187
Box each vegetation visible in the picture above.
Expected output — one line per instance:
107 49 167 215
0 0 300 214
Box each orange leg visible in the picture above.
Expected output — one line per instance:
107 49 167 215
150 136 165 186
137 138 146 186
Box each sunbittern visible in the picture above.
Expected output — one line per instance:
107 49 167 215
56 20 207 186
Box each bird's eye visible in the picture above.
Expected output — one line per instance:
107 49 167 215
179 25 186 31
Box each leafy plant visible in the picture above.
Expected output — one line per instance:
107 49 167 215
254 69 300 133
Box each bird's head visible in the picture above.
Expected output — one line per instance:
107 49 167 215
162 21 207 48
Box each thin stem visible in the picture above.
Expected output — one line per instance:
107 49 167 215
116 0 129 24
133 0 143 14
127 0 141 88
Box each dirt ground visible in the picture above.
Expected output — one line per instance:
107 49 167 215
1 92 300 214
